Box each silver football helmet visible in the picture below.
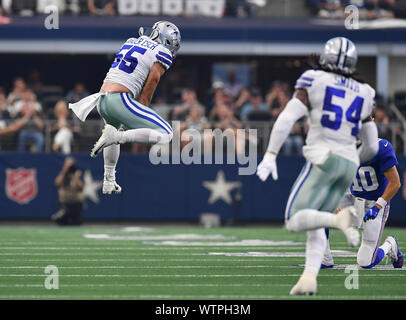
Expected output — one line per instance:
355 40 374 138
139 21 181 56
319 37 357 75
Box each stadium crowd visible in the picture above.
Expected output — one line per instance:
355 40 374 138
0 0 260 18
309 0 406 19
0 70 397 156
0 0 405 19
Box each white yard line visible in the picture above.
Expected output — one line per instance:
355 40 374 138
0 294 404 299
0 274 404 277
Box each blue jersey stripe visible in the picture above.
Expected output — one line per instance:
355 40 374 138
158 51 172 60
300 76 314 82
156 55 172 67
295 81 311 87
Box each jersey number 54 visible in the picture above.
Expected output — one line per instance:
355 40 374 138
321 86 364 137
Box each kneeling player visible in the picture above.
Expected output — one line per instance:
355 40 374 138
323 138 404 269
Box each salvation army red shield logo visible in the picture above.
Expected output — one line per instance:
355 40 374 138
5 168 38 204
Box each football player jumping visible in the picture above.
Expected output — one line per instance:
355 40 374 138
322 138 403 270
257 37 379 295
69 21 180 194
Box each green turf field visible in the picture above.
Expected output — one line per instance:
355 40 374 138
0 224 405 300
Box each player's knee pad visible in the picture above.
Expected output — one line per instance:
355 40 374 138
285 213 302 232
357 240 375 267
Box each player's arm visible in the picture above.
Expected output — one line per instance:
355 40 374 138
364 165 401 222
137 62 165 106
379 166 401 208
256 89 309 181
357 116 379 163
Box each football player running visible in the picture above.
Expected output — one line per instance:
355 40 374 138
257 37 379 295
69 21 180 194
322 138 403 269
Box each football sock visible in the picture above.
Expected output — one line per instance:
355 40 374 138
304 228 327 276
286 209 335 232
117 128 172 145
104 144 120 180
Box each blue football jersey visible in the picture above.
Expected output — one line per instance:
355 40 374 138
350 139 398 201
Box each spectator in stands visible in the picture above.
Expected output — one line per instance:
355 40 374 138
87 0 116 16
65 82 90 104
374 106 391 140
266 81 291 120
0 4 11 24
15 89 45 152
224 69 244 101
10 88 42 118
0 113 31 136
215 103 250 154
0 90 11 120
232 87 251 113
172 88 204 121
51 100 76 154
7 78 26 112
52 157 84 226
27 69 43 96
282 124 305 156
180 106 212 148
8 0 36 16
215 103 242 131
364 0 396 19
315 0 346 18
240 88 269 120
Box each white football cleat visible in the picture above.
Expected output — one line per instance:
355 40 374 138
333 206 360 247
289 271 317 296
90 124 119 158
102 180 122 194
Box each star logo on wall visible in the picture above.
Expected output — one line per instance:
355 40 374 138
202 170 242 205
83 170 102 204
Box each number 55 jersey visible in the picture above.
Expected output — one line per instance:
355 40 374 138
295 69 376 166
350 139 398 201
104 36 173 97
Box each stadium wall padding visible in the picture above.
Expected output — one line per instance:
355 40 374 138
0 153 406 223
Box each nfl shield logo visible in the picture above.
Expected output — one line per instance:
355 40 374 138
5 168 38 204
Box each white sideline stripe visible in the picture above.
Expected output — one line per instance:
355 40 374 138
0 253 208 256
0 274 405 278
0 283 396 288
1 256 326 262
2 258 356 262
0 265 274 269
82 233 235 240
0 246 305 250
144 240 304 246
121 227 155 232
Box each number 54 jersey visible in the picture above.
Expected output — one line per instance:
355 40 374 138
104 36 173 97
350 139 398 201
295 69 375 166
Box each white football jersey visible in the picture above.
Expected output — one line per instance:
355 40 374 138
103 36 173 97
295 69 375 164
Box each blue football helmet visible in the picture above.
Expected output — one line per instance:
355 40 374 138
319 37 358 75
139 21 181 56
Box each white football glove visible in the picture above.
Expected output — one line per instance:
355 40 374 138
256 152 278 181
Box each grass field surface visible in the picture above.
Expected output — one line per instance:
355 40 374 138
0 225 405 300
